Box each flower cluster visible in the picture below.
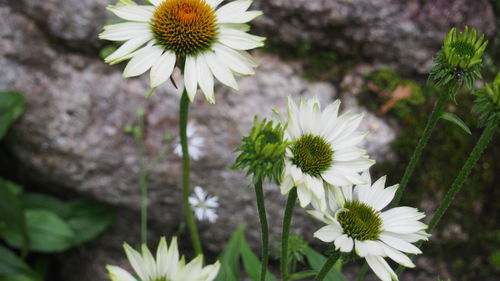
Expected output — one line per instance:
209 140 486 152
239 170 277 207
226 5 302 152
429 27 488 92
234 97 430 281
473 73 500 128
107 237 220 281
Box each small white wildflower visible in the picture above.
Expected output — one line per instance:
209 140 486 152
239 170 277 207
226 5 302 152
189 186 219 223
174 122 205 161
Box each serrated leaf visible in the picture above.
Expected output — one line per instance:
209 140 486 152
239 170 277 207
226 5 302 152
240 234 277 281
1 210 75 253
440 112 472 135
0 91 25 140
304 247 347 281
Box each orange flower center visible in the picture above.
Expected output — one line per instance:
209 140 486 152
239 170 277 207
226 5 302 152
151 0 218 56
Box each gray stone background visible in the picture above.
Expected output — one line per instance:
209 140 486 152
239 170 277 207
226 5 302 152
0 0 497 280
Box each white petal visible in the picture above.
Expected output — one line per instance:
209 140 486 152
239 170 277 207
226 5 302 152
156 237 168 277
100 22 152 41
196 55 215 103
379 234 422 254
165 238 180 279
123 243 148 281
207 0 224 8
382 244 415 268
365 255 397 281
150 51 176 87
106 265 137 281
212 43 256 75
149 0 163 6
184 56 198 101
334 234 353 252
105 36 152 64
202 261 221 281
218 28 265 50
107 5 155 22
123 45 163 78
141 244 157 279
355 240 385 257
296 185 312 208
314 225 343 242
322 169 353 186
216 0 261 24
205 51 239 90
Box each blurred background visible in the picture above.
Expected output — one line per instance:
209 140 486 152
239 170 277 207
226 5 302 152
0 0 499 280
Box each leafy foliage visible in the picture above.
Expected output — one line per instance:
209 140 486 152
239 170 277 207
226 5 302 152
0 91 25 140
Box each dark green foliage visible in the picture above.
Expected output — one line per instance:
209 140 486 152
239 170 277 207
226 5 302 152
472 73 500 128
0 91 25 140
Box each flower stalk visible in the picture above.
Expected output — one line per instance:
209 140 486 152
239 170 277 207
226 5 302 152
313 252 341 281
254 179 270 281
280 187 297 281
180 89 203 255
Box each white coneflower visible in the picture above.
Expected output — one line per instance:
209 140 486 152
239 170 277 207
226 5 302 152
308 172 430 281
189 186 219 223
106 237 220 281
278 97 375 210
100 0 264 103
174 122 205 160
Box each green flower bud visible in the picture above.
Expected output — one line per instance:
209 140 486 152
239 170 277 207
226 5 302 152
430 26 488 92
473 73 500 128
232 116 290 184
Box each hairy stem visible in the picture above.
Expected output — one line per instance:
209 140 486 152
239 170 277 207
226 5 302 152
313 253 341 281
280 188 297 281
396 121 497 276
180 90 203 255
392 91 449 207
254 180 270 281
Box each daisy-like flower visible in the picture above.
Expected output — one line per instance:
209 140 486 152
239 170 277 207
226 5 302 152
174 122 205 160
278 97 375 210
106 237 220 281
100 0 264 103
189 186 219 223
308 172 430 281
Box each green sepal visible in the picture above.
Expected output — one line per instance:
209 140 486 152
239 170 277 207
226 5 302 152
440 112 471 135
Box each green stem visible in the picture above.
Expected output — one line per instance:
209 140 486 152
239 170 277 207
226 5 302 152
180 90 203 256
392 91 449 207
254 179 269 281
280 187 297 281
137 111 148 246
313 253 341 281
355 263 368 281
396 121 497 276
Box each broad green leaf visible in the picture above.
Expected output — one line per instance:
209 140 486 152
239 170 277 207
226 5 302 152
288 270 318 280
440 112 471 135
214 226 245 281
21 193 66 216
304 247 347 281
0 275 39 281
0 246 31 276
239 234 277 281
62 200 114 245
0 179 29 255
213 263 238 281
1 210 75 252
0 91 25 140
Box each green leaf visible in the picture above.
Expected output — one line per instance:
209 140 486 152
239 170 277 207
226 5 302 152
304 247 347 281
214 263 238 281
1 210 75 253
0 275 39 281
440 112 472 135
239 234 277 281
288 270 318 280
214 226 245 281
0 179 29 255
62 200 114 245
0 246 32 276
0 91 25 140
21 193 66 216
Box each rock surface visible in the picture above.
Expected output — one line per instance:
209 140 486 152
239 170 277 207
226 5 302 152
0 0 496 280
